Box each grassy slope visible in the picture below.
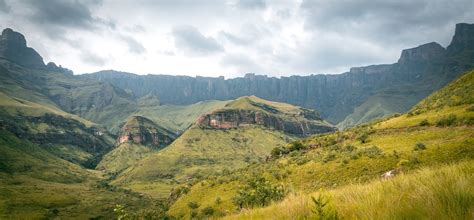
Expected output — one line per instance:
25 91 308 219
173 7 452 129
166 70 474 219
337 93 418 129
132 99 229 133
115 126 295 199
227 161 474 220
0 130 152 219
96 143 155 174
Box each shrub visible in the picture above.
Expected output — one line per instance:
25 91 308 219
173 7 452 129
232 177 286 209
289 141 305 151
414 142 426 151
357 132 369 144
362 146 383 158
419 119 430 126
271 146 289 158
323 153 336 163
344 145 356 152
436 114 457 127
215 197 222 204
311 191 339 220
201 206 214 216
187 201 199 210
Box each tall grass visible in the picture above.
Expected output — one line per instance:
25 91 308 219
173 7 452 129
225 161 474 219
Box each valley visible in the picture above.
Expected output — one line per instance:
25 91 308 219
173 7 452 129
0 13 473 220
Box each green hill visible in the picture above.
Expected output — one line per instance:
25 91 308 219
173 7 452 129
111 96 334 199
163 69 474 219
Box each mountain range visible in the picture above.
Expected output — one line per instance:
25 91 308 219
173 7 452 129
0 23 473 219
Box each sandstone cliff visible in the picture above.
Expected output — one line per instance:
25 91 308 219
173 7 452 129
83 23 474 124
116 116 177 147
195 96 336 136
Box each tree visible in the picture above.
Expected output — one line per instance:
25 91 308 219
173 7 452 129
232 177 286 209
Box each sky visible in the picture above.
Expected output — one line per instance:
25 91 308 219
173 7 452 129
0 0 473 77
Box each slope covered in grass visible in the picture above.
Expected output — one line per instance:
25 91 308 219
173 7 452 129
114 126 294 199
164 69 474 219
226 161 474 220
0 130 152 219
376 69 474 129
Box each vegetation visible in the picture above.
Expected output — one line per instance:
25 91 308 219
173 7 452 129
225 161 474 219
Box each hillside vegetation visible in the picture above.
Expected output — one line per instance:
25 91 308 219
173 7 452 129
163 69 474 219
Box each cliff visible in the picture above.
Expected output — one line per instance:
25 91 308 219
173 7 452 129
116 115 177 147
195 96 336 136
83 23 474 125
0 28 45 69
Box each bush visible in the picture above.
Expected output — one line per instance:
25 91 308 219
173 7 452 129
289 141 305 151
414 142 426 151
232 177 286 209
311 191 339 220
436 114 457 127
419 119 430 126
271 146 289 158
201 206 214 216
322 153 336 163
357 132 369 143
361 146 383 158
187 201 199 210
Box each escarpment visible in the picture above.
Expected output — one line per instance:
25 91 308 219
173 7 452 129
116 115 177 147
195 96 336 136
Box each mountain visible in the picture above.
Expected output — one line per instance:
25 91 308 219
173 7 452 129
116 115 177 147
166 69 474 219
82 23 474 127
109 96 333 198
96 115 178 174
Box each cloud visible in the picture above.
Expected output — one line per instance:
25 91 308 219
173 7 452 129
24 0 98 29
0 0 10 13
120 35 146 54
80 50 107 66
235 0 266 10
300 0 474 45
220 53 263 73
172 25 223 56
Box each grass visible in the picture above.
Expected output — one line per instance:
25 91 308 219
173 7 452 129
226 160 474 220
167 124 473 218
114 126 295 198
0 131 153 219
96 143 155 174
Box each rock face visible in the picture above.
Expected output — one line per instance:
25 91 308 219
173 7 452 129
117 116 177 147
195 96 336 136
447 23 474 55
0 28 45 69
197 109 335 136
398 42 445 64
83 23 474 124
46 62 74 75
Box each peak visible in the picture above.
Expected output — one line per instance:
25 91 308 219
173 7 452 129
398 42 445 64
447 23 474 55
0 28 45 69
1 28 26 48
118 115 177 147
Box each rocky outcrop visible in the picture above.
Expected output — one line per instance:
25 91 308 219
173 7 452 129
0 28 45 69
83 23 474 125
117 116 177 147
447 23 474 55
46 62 74 75
196 109 335 136
398 42 445 64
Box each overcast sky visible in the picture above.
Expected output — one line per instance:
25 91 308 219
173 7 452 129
0 0 473 77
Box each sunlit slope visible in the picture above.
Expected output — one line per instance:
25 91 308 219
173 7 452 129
376 69 474 129
115 126 294 198
0 130 152 219
226 161 474 220
166 69 474 219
